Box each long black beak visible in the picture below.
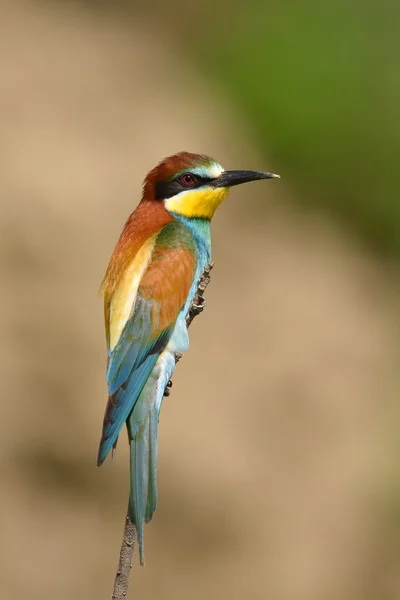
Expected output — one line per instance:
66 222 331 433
212 170 280 188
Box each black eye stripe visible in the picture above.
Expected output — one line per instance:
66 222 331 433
154 173 212 200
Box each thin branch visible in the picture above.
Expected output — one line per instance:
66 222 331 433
111 516 137 600
111 262 214 599
186 262 214 327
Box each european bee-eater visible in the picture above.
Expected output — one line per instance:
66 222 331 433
98 152 279 564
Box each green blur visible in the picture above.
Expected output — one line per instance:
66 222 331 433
195 0 400 255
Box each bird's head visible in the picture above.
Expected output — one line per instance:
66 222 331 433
142 151 279 220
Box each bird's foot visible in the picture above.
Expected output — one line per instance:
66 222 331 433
163 379 173 397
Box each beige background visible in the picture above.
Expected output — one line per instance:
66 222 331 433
0 2 399 599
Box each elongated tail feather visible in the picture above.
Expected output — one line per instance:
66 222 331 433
145 407 159 523
129 416 150 565
128 403 160 565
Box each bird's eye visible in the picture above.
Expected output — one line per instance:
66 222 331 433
180 173 195 186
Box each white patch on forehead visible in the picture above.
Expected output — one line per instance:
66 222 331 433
190 162 224 179
209 162 225 177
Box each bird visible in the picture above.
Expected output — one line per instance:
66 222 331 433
97 151 279 564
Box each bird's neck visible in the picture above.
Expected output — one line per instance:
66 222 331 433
170 214 212 267
171 215 212 318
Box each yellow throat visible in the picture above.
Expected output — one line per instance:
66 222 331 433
165 186 229 220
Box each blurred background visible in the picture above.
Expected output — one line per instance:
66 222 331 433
1 0 399 598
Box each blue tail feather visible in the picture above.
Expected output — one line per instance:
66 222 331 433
128 402 160 565
129 415 150 565
125 350 176 564
145 407 159 523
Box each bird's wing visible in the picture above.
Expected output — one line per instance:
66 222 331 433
97 220 196 464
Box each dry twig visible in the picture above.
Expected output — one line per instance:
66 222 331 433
111 263 214 599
